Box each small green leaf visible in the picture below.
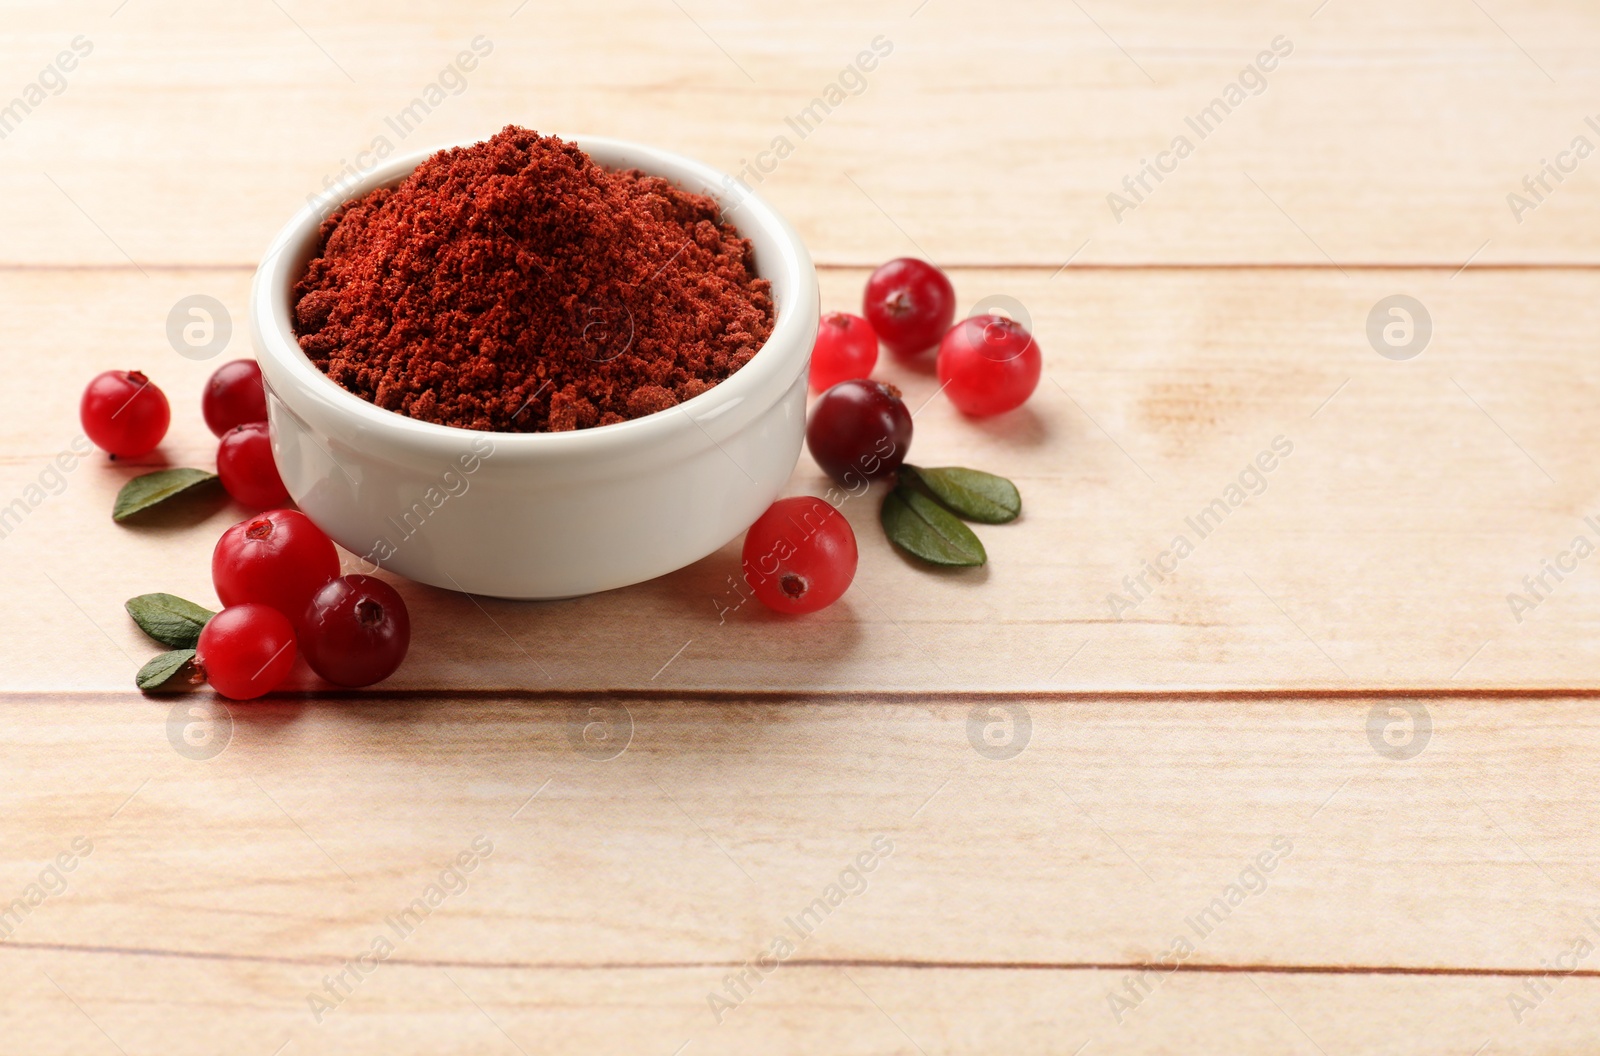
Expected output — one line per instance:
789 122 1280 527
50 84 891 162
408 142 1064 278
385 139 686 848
905 465 1022 524
125 593 216 649
136 649 203 693
881 485 987 567
113 468 219 522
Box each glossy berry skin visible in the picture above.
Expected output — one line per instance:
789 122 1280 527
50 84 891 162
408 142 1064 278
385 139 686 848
808 312 879 393
202 359 268 437
196 603 297 700
742 497 858 615
212 510 340 628
217 421 289 509
806 379 912 487
936 314 1043 417
301 575 411 687
862 258 956 360
79 370 170 457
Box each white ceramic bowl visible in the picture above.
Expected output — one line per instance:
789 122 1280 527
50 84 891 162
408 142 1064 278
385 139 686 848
250 136 817 598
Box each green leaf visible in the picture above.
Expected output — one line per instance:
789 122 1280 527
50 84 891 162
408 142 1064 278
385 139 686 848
136 649 203 693
905 465 1022 524
881 485 987 567
113 468 219 522
125 593 216 649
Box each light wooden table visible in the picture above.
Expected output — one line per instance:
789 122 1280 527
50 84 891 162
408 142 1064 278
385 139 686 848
4 1 1599 1052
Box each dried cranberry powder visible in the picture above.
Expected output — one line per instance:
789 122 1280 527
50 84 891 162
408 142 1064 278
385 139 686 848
293 126 775 432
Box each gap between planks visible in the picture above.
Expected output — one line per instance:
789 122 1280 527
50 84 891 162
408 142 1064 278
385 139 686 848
4 940 1599 981
10 262 1600 274
8 688 1600 705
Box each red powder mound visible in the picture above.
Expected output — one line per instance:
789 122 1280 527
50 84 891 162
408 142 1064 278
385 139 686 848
292 126 774 433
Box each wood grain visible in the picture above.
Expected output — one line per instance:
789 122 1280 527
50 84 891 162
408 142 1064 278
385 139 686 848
5 265 1599 692
5 1 1599 1051
4 952 1598 1055
2 1 1599 267
2 693 1597 1052
4 691 1597 972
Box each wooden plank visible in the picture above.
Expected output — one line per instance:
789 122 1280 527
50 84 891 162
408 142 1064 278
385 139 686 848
2 949 1596 1055
2 693 1596 978
5 4 1599 1054
1 1 1599 266
4 266 1600 692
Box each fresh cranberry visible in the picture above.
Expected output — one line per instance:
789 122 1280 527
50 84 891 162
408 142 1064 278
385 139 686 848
301 576 411 687
202 359 268 437
936 314 1042 417
741 497 858 615
79 370 170 457
217 422 289 508
862 258 955 360
196 603 297 700
808 312 879 393
212 510 339 627
805 379 912 487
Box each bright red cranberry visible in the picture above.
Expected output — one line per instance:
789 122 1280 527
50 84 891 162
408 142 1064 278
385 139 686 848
202 359 268 437
79 370 170 457
301 575 411 687
862 258 955 360
805 379 912 487
212 510 340 627
742 497 858 615
196 603 297 700
808 312 879 393
936 314 1042 417
217 422 289 509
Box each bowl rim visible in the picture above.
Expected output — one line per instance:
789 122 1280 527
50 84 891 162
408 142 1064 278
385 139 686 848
250 133 814 455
